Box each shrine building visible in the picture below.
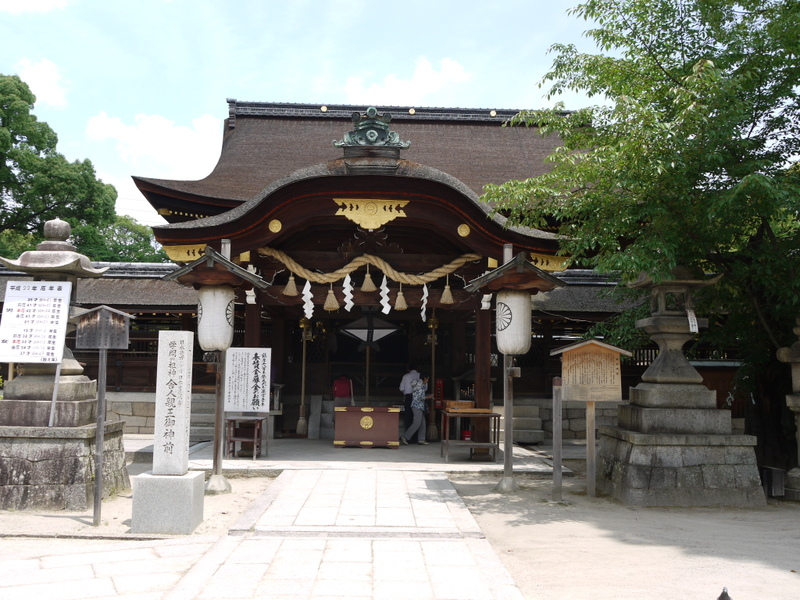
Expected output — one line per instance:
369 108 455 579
0 102 663 439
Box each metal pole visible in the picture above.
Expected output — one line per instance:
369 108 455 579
586 400 597 497
296 333 308 434
47 362 63 427
206 351 231 493
365 346 371 406
495 353 519 492
552 379 563 502
92 348 107 526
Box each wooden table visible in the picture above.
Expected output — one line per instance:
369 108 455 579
440 409 501 463
225 415 267 459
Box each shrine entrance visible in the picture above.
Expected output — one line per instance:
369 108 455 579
138 105 566 435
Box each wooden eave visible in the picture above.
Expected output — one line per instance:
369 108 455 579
151 161 560 264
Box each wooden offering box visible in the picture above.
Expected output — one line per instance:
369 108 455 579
333 406 400 449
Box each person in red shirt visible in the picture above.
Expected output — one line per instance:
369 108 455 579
332 374 354 409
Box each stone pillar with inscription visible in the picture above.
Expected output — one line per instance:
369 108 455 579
132 331 204 534
597 269 765 506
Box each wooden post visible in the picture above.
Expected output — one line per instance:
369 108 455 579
473 308 492 444
587 400 596 497
92 348 107 525
552 378 563 502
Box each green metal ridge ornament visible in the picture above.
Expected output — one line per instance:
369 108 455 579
334 107 411 150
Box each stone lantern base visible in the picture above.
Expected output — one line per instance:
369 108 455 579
0 421 129 510
597 383 765 506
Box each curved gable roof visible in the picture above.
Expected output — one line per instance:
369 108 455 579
151 156 559 261
134 101 561 221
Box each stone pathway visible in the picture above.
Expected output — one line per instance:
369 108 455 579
1 469 523 600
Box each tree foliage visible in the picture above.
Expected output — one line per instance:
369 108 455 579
485 0 800 365
485 0 800 463
71 215 167 263
0 74 116 236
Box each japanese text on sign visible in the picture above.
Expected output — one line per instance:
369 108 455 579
225 348 272 413
562 348 623 402
0 281 72 363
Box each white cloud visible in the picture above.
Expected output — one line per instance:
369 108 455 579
14 58 67 107
86 112 222 180
86 112 222 224
345 57 473 106
0 0 67 14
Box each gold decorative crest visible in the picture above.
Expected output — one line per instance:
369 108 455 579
334 198 408 230
529 252 569 272
268 219 282 233
457 224 471 237
360 415 374 430
163 244 207 262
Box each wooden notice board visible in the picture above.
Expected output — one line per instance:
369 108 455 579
551 339 632 402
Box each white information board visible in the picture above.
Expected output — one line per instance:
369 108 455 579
0 281 72 363
224 348 272 412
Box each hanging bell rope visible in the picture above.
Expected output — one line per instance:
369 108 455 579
394 283 408 311
361 263 377 292
440 274 455 305
258 247 480 286
282 273 299 296
323 283 340 311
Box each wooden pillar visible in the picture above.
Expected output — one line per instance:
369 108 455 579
270 317 286 384
474 308 492 444
244 302 261 347
451 315 466 377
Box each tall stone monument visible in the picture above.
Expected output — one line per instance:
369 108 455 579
597 268 765 506
0 219 129 510
131 330 204 534
777 317 800 501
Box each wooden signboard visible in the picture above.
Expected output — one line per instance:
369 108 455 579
551 339 632 402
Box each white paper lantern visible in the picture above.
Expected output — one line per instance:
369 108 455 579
496 289 532 356
197 285 235 351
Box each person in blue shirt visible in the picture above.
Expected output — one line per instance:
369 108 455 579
400 374 431 445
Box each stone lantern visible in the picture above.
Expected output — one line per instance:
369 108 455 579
597 267 765 506
0 218 129 510
777 316 800 500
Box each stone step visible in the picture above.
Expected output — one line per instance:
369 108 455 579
191 413 215 426
499 427 545 445
511 405 541 418
513 429 545 444
510 417 542 430
190 427 215 442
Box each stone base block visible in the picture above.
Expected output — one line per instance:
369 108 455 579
618 404 731 434
630 383 717 409
0 399 97 427
4 375 97 403
597 426 766 507
132 471 204 534
0 421 129 510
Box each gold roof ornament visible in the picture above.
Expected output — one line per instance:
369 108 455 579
333 198 408 230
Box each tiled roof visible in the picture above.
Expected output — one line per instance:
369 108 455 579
134 101 562 206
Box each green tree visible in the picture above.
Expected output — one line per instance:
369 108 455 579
71 215 167 263
484 0 800 464
0 74 116 237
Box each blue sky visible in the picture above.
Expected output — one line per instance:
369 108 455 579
0 0 599 225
